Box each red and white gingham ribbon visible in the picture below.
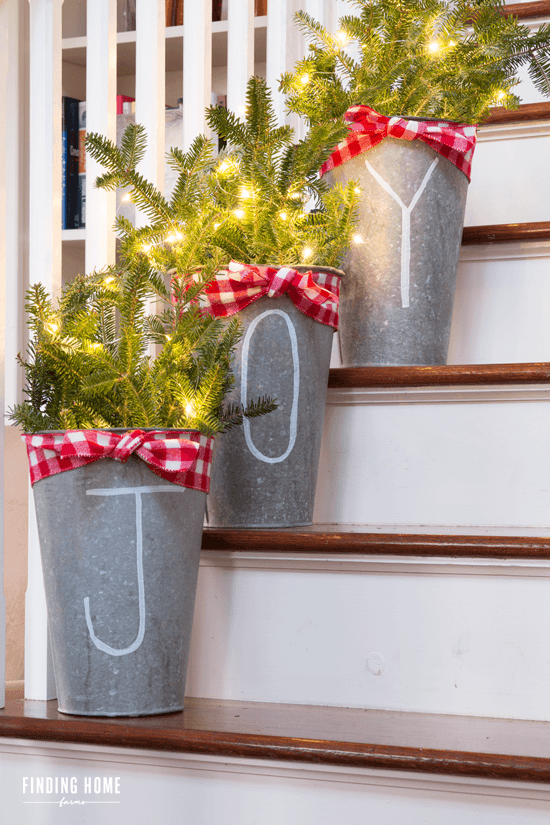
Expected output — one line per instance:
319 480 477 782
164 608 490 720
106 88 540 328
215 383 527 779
199 261 341 329
23 429 214 493
320 105 477 181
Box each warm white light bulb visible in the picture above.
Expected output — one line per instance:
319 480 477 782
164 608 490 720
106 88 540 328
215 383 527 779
496 90 506 101
218 160 230 173
279 211 288 221
354 187 362 195
300 74 310 86
142 243 152 252
185 402 195 416
214 223 221 229
47 323 58 333
234 209 245 219
122 193 132 203
166 234 177 243
302 246 313 260
104 276 114 284
352 233 364 244
428 40 440 53
335 30 349 46
240 188 251 199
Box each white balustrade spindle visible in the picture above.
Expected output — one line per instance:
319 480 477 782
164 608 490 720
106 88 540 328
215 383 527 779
25 0 64 701
183 0 212 151
266 0 290 126
228 0 253 116
135 0 165 224
4 0 28 417
85 0 117 274
0 0 10 710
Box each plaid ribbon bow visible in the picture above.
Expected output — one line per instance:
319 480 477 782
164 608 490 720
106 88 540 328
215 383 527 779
200 261 341 329
23 429 214 493
320 105 477 181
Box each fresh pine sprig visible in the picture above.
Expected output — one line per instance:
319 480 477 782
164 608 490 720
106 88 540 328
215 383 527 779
204 76 360 267
280 0 550 125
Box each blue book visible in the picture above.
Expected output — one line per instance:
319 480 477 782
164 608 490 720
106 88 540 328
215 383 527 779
63 97 81 229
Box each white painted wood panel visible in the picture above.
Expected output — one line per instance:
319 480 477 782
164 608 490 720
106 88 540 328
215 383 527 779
85 0 117 271
313 397 550 528
25 0 64 702
3 739 550 825
188 556 550 720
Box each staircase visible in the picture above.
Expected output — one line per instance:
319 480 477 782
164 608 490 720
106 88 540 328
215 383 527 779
3 48 550 825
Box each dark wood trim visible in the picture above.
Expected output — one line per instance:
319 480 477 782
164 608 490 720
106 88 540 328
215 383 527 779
2 690 550 783
462 221 550 245
328 363 550 389
483 101 550 124
503 1 550 20
202 527 550 559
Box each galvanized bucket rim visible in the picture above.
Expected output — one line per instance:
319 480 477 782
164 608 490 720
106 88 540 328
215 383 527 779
350 105 464 126
292 264 345 278
27 427 202 436
230 263 345 279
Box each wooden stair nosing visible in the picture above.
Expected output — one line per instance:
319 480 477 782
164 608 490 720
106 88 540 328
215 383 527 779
201 527 550 559
327 363 550 389
484 101 550 124
502 1 550 20
462 221 550 245
2 689 550 785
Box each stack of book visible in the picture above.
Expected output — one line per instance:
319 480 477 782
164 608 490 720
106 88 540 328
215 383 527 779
63 95 136 230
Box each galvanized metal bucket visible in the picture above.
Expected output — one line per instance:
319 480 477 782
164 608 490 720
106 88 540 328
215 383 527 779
327 135 469 365
32 431 206 717
206 266 342 528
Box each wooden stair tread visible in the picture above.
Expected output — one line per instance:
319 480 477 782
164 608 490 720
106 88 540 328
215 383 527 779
202 524 550 558
2 685 550 782
328 363 550 388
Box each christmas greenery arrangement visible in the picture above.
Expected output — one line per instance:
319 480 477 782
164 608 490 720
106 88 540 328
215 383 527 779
280 0 550 125
10 76 360 435
9 126 276 435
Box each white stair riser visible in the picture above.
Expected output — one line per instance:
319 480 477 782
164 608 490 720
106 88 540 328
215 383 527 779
466 126 550 226
314 398 550 527
3 740 550 825
187 559 550 720
450 250 550 364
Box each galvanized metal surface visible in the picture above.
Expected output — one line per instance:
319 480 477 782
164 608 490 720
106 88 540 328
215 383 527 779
328 137 469 366
207 270 341 527
32 448 206 717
